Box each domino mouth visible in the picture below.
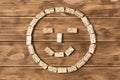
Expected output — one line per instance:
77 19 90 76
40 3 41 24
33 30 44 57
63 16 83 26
45 46 75 57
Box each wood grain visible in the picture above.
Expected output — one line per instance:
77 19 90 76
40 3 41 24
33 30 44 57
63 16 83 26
0 17 120 41
0 0 119 17
0 0 120 79
0 42 120 66
0 67 120 80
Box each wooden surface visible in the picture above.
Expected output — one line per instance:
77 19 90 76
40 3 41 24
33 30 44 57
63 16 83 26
0 0 120 80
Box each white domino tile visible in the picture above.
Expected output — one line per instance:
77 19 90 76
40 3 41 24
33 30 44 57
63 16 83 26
65 7 75 14
75 59 85 69
83 52 92 62
26 36 32 45
57 33 62 43
87 24 94 34
29 18 38 27
81 16 90 27
48 66 57 73
39 60 48 69
45 47 54 56
44 8 54 14
55 7 65 12
75 10 84 19
90 34 96 44
67 66 77 73
67 28 77 33
43 28 53 34
26 26 34 36
27 45 35 55
65 46 74 56
57 67 67 73
54 52 64 57
32 54 40 63
88 44 96 54
36 11 45 20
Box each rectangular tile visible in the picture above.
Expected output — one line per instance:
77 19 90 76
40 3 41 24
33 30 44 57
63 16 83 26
38 60 48 69
36 11 45 20
75 60 85 69
65 47 74 56
27 45 35 55
32 54 40 63
29 18 38 27
54 52 64 57
88 44 96 54
67 28 77 33
83 52 92 62
44 8 54 14
26 26 34 36
55 7 65 12
47 66 57 73
57 33 62 43
81 16 90 27
65 7 75 14
75 10 84 18
45 47 54 56
26 36 32 45
67 66 77 73
90 34 96 44
87 24 95 34
43 28 53 34
57 67 67 73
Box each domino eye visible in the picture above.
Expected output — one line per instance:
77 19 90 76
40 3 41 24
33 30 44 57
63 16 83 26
43 28 54 34
67 28 78 33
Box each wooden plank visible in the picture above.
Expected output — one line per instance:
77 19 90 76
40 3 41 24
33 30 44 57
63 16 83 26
0 42 120 66
0 67 120 80
0 0 120 17
0 17 120 41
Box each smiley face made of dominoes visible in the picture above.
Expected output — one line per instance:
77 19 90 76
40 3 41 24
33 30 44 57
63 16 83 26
26 7 97 73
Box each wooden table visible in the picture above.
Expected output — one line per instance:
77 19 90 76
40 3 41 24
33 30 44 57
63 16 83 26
0 0 120 80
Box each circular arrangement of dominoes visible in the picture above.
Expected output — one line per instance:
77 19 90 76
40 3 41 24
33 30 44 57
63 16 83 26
26 7 97 73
